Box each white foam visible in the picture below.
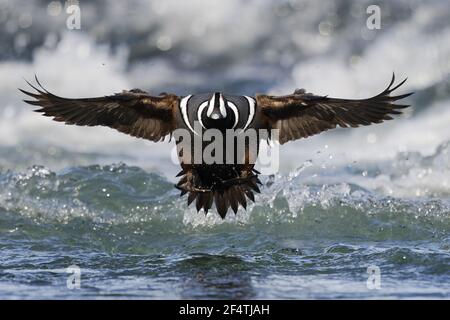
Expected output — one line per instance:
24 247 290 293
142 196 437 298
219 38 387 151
0 0 449 194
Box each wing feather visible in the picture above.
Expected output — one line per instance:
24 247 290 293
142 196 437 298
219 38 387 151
256 74 413 144
20 77 179 142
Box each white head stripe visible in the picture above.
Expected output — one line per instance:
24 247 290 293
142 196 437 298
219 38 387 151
227 101 239 129
242 96 255 131
206 93 216 117
219 94 227 117
180 95 199 136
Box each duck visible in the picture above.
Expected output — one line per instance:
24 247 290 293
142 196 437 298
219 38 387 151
20 74 412 218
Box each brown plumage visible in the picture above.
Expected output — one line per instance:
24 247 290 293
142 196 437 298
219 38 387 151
257 74 412 144
20 73 413 218
20 76 178 142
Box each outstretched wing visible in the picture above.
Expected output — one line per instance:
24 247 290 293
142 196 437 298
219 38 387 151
20 77 179 142
256 74 413 144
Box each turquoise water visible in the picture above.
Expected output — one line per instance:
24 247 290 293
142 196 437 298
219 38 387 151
0 160 449 299
0 0 450 299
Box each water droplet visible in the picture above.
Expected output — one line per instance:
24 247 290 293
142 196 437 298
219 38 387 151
367 133 377 144
156 36 172 51
47 1 62 16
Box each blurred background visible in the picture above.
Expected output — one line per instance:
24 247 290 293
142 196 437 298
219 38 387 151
0 0 448 181
0 0 450 300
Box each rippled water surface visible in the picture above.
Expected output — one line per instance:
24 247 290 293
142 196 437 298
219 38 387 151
0 157 449 299
0 0 450 299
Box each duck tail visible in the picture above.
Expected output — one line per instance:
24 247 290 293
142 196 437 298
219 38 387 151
175 169 261 218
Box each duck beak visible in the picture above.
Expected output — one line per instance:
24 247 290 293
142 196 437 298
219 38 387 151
210 111 222 120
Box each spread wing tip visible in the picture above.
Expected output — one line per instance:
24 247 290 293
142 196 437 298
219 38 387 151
380 73 413 97
19 76 56 108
